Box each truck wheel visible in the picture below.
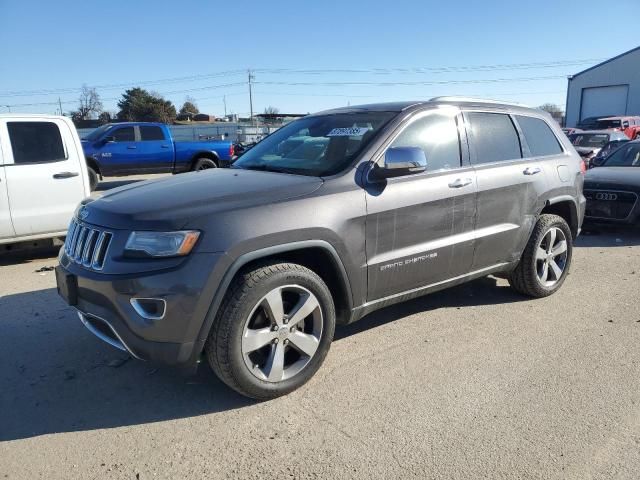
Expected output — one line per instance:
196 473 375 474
88 167 99 191
193 158 217 171
508 214 573 298
205 262 335 400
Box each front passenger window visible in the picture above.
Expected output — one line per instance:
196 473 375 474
111 127 135 142
389 113 461 171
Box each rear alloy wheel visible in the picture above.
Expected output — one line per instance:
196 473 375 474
508 214 573 298
193 158 217 171
206 262 335 399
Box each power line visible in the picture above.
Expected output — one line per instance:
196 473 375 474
254 75 566 87
0 58 602 98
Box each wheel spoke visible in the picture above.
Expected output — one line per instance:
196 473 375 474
262 288 284 326
539 262 549 283
536 247 547 261
549 259 563 280
289 330 319 357
551 240 567 257
265 343 285 381
287 293 319 327
242 327 276 353
547 228 557 252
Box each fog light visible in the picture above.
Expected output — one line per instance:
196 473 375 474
130 298 166 321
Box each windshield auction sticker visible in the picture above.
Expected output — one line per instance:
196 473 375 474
327 127 370 137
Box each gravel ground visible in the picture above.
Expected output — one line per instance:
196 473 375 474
1 179 639 479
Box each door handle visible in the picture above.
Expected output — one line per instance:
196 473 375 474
160 145 170 148
53 171 79 179
523 166 542 175
127 145 137 150
448 178 473 188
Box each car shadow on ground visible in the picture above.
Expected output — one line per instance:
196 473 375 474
95 178 145 191
0 244 60 267
0 276 526 441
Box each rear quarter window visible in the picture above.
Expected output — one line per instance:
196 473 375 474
466 112 522 164
515 115 563 157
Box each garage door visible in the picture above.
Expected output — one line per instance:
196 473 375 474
580 85 629 120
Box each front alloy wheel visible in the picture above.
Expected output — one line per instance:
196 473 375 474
535 227 568 287
206 262 335 400
242 285 323 382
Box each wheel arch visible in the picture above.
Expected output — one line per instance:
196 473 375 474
197 241 354 346
540 196 579 240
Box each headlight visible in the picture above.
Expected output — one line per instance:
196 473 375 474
125 231 200 257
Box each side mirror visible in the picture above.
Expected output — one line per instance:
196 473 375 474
372 146 427 179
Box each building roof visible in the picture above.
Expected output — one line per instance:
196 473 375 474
570 46 640 79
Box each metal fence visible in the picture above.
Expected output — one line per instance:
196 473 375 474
76 123 281 143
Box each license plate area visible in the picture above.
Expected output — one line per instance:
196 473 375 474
55 266 78 306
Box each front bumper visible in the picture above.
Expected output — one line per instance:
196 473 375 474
584 188 640 225
57 250 226 366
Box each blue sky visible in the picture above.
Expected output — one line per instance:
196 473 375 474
1 0 638 117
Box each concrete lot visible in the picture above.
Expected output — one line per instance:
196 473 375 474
1 176 639 479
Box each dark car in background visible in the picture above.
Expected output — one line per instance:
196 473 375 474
567 130 629 167
589 138 630 168
584 141 640 225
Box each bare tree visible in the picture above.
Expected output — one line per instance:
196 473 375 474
76 85 103 120
263 105 280 115
538 103 563 115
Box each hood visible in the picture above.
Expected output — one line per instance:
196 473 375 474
84 169 323 230
585 167 640 188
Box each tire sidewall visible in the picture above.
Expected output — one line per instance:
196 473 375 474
194 158 217 170
225 266 335 397
530 216 573 294
87 167 98 191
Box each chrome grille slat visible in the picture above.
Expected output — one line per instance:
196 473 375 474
64 218 113 271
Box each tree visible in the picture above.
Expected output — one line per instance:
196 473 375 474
179 96 199 116
538 103 563 115
75 84 103 120
117 87 177 123
263 105 279 115
98 111 113 124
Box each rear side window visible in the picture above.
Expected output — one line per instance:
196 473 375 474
466 112 521 164
515 115 563 157
390 113 461 171
7 122 66 164
112 127 135 142
140 126 165 141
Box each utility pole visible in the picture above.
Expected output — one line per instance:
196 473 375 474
223 95 227 117
58 97 63 116
248 69 254 125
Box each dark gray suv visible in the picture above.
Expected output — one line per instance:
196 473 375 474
56 98 586 399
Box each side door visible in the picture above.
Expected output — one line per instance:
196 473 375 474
93 125 137 175
463 111 549 270
0 138 16 240
1 118 86 237
137 125 174 173
365 107 477 301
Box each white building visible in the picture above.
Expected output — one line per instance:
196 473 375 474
565 46 640 127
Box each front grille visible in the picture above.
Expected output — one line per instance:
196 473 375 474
584 190 638 220
64 219 113 270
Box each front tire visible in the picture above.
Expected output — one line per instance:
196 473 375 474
87 167 99 191
205 262 336 400
508 214 573 298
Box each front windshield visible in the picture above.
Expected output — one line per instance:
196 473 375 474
568 133 609 148
233 112 395 176
84 124 113 141
602 143 640 167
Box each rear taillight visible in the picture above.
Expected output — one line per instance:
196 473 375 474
580 159 587 174
229 144 235 157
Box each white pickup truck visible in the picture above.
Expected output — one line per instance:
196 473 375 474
0 114 90 246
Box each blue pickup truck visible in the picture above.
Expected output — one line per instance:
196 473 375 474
81 122 234 190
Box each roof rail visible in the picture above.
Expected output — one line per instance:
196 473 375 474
429 96 530 108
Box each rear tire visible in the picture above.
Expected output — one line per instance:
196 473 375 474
193 158 217 171
205 262 335 400
508 214 573 298
87 167 98 191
